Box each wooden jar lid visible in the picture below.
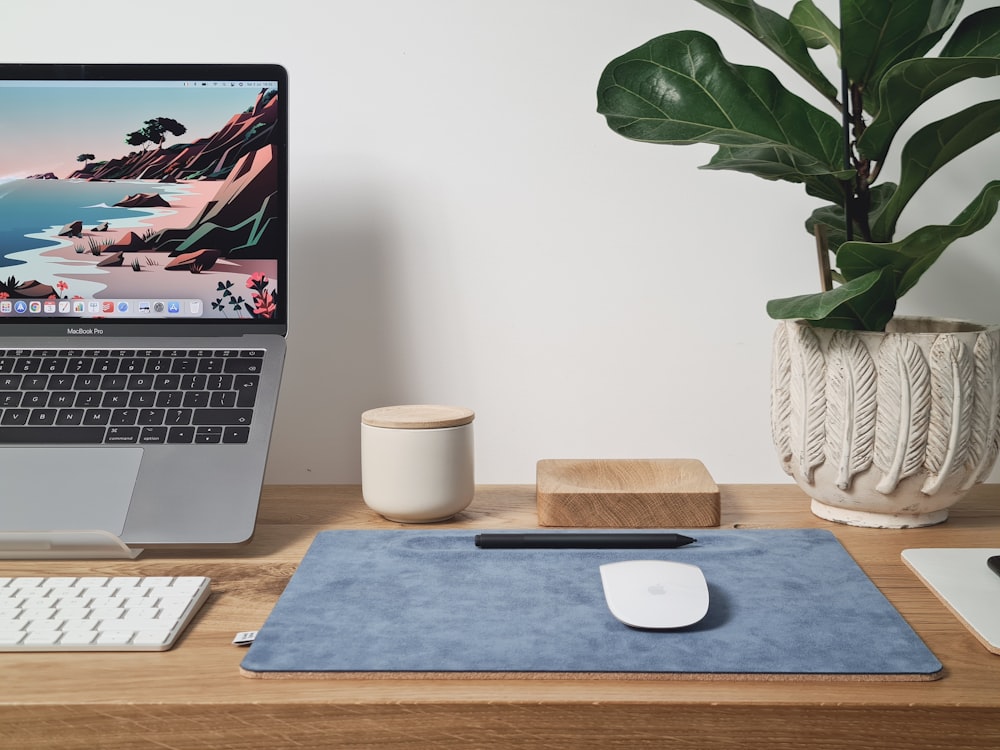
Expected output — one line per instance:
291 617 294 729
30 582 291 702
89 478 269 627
362 405 475 429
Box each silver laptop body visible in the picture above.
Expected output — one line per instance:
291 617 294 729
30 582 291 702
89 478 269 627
0 63 288 557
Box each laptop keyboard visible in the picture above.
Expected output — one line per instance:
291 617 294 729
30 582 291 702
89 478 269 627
0 349 263 445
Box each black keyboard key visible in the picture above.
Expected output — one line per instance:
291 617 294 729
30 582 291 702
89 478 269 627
224 426 251 443
153 374 182 390
129 392 156 408
105 426 139 443
195 426 223 444
75 375 101 390
22 393 49 408
168 426 195 443
235 376 259 408
49 375 75 390
0 426 104 443
171 358 199 373
56 409 84 426
110 408 138 425
210 391 237 408
197 358 225 374
83 409 111 425
22 375 48 390
102 392 129 408
40 358 67 374
1 409 29 425
165 408 192 425
156 391 183 408
145 358 172 374
224 358 264 374
0 393 22 407
206 374 233 390
27 409 56 425
49 393 75 408
140 427 168 444
138 408 165 425
193 408 253 426
75 392 102 408
127 374 154 390
101 374 128 391
183 391 210 408
0 375 21 389
93 358 118 373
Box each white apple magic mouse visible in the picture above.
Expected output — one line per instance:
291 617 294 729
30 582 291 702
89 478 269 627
599 560 709 629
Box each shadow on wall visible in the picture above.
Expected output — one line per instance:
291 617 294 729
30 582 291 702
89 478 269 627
264 178 409 484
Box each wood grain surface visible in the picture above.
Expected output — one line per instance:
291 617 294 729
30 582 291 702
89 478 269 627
2 483 999 749
536 458 721 527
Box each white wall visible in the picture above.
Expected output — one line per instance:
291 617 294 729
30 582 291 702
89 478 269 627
4 1 998 485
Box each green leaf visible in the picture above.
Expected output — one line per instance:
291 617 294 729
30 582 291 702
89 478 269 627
692 0 838 101
789 0 839 52
871 101 1000 240
766 268 896 331
597 31 844 184
807 183 897 252
841 0 963 115
941 8 1000 57
702 145 850 203
838 180 1000 298
858 58 1000 163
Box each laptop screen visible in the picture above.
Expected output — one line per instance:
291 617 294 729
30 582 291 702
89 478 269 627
0 63 287 335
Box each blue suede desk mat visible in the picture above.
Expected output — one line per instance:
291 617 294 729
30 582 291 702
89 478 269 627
240 529 942 681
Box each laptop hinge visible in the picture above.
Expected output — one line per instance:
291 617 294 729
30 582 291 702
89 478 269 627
0 530 142 559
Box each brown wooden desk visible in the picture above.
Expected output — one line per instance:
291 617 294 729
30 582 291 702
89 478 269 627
2 484 999 749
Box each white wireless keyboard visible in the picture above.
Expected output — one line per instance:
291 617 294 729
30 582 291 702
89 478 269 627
0 575 210 651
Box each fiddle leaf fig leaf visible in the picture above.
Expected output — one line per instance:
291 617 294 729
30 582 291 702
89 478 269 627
766 268 896 331
789 0 839 52
693 0 838 101
858 59 1000 163
808 184 898 252
872 101 1000 240
597 31 844 187
839 180 1000 298
703 145 850 204
858 8 1000 161
841 0 964 114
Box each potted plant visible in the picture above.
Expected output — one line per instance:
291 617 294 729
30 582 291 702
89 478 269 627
597 0 1000 527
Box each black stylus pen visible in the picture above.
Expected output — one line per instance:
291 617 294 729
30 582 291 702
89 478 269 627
473 532 697 549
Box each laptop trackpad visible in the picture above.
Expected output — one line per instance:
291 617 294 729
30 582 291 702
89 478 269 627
3 447 142 535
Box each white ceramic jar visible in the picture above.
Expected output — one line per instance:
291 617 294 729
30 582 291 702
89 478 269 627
360 404 475 522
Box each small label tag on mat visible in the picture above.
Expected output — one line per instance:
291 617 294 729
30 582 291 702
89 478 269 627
232 630 257 646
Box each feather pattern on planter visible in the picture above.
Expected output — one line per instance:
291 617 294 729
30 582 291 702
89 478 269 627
874 334 931 495
770 322 792 473
825 331 877 490
922 335 975 496
963 328 1000 489
787 321 826 483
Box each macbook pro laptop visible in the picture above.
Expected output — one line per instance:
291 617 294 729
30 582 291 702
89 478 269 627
0 63 288 557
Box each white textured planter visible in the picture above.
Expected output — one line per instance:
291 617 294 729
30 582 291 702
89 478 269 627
771 317 1000 528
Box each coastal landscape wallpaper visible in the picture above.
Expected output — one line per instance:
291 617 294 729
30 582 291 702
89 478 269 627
0 81 281 320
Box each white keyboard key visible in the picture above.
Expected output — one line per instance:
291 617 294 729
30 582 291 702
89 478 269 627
23 631 62 646
59 631 98 646
0 575 209 652
133 630 173 647
96 631 135 646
